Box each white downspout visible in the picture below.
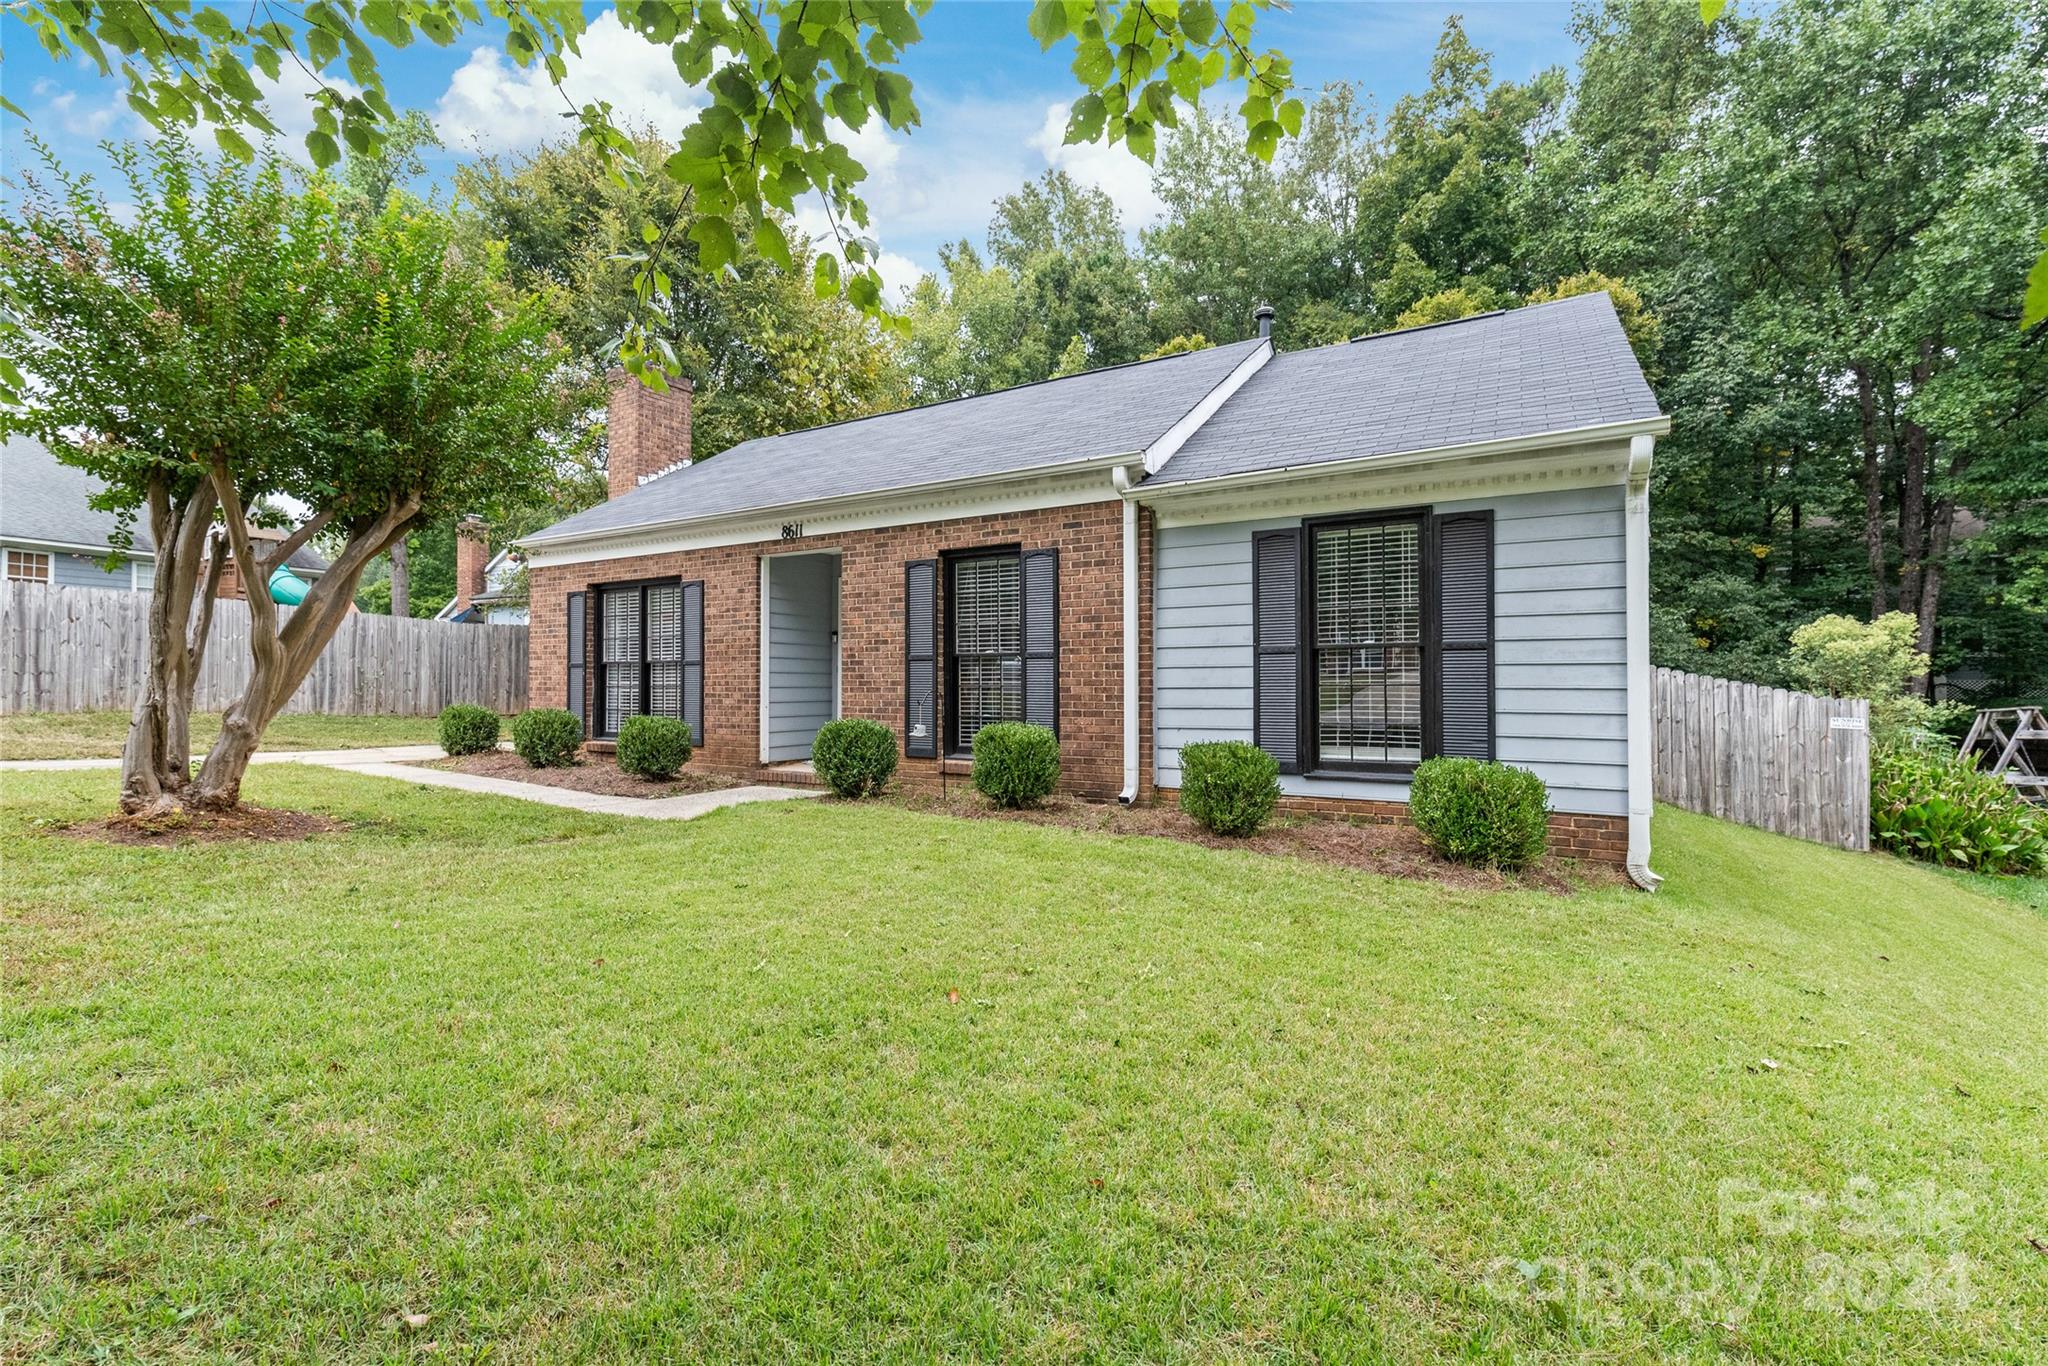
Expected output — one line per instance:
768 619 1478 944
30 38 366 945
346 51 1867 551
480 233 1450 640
1114 464 1141 805
1624 434 1661 891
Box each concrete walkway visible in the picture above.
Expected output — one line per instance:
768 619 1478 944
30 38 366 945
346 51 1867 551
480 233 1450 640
0 745 823 822
0 744 447 773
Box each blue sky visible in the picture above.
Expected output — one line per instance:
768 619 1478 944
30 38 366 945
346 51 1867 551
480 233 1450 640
2 2 1577 296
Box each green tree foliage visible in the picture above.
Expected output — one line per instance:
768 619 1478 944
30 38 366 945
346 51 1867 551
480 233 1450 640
0 134 569 813
458 131 908 462
3 0 1300 394
1143 90 1366 346
899 171 1152 400
1789 612 1943 740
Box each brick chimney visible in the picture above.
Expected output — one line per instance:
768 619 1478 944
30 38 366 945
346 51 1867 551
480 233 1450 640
454 515 489 615
606 368 693 499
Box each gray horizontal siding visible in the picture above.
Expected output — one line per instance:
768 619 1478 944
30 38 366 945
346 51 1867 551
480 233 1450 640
1152 483 1630 816
765 555 836 762
51 551 138 592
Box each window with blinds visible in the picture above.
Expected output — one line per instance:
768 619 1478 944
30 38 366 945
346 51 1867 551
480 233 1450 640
1312 519 1423 766
598 581 687 737
601 588 642 735
646 582 682 720
948 553 1023 750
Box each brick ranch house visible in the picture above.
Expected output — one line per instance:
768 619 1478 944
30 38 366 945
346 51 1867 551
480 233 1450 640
523 292 1669 884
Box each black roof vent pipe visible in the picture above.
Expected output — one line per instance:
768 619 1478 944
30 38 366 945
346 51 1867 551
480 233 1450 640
1254 302 1275 340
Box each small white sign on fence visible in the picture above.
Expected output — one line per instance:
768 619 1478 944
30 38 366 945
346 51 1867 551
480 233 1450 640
1829 716 1866 731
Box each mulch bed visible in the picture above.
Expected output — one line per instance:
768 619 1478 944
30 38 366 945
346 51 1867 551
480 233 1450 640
423 749 743 799
62 805 347 846
876 789 1618 894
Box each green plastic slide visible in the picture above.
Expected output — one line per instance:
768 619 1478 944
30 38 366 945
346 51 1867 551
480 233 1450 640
267 565 311 605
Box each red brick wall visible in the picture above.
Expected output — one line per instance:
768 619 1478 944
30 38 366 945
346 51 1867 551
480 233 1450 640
453 517 488 613
1155 787 1629 866
530 499 1153 799
605 370 693 498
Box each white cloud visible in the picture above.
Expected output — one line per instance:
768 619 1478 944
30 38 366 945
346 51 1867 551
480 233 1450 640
1029 102 1167 232
873 250 926 303
433 11 703 152
43 88 135 139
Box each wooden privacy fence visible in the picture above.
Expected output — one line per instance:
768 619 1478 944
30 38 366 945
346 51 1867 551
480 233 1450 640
1 581 526 716
1653 667 1870 851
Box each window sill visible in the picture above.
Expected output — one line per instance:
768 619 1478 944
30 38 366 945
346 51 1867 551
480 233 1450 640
1305 766 1418 782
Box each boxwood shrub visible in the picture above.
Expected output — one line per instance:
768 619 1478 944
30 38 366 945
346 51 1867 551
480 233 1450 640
511 708 582 768
812 718 898 798
1871 743 2046 875
971 722 1060 808
437 703 500 757
616 714 692 780
1409 757 1550 872
1178 740 1281 836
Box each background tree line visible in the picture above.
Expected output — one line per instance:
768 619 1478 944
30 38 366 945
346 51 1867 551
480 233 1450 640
371 0 2043 703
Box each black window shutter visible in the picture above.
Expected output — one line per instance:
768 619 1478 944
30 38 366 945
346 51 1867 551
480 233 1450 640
681 579 704 746
1434 511 1494 759
1021 548 1058 735
1252 528 1304 773
566 591 587 735
904 559 938 758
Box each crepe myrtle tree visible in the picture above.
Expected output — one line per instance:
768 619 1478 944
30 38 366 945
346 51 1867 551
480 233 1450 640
0 134 567 814
1 0 1300 395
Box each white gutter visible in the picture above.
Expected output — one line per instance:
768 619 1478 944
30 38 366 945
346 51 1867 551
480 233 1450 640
1129 415 1673 502
0 535 156 559
517 448 1145 555
1624 433 1661 891
1112 463 1142 804
1139 339 1273 475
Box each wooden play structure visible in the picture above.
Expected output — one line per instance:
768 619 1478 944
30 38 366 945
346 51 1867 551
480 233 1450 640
1960 706 2048 805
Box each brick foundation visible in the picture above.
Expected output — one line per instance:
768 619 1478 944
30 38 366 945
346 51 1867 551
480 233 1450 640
1156 786 1630 865
531 499 1154 801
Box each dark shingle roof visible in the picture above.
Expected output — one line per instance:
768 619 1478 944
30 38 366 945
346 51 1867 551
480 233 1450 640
1152 291 1662 487
526 338 1267 545
1 434 329 572
1 433 155 553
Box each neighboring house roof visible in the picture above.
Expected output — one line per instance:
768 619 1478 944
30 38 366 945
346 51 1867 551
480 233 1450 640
525 338 1270 545
434 547 518 621
1 433 155 554
1152 292 1662 487
1 434 329 573
250 529 331 576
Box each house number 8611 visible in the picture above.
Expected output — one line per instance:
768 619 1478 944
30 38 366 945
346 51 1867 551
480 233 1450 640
780 522 803 540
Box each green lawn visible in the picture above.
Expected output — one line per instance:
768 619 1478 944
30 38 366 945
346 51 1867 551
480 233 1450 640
1934 864 2048 915
0 710 444 761
4 770 2044 1362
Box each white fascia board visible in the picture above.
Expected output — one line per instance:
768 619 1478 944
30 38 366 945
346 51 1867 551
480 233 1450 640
521 454 1136 568
1132 415 1672 506
1139 338 1273 475
0 535 153 559
1138 437 1644 530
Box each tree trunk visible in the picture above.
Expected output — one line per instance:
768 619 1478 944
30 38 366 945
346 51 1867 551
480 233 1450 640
186 476 414 811
118 478 219 815
1854 363 1888 620
1895 337 1938 615
389 537 410 618
1912 495 1957 699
